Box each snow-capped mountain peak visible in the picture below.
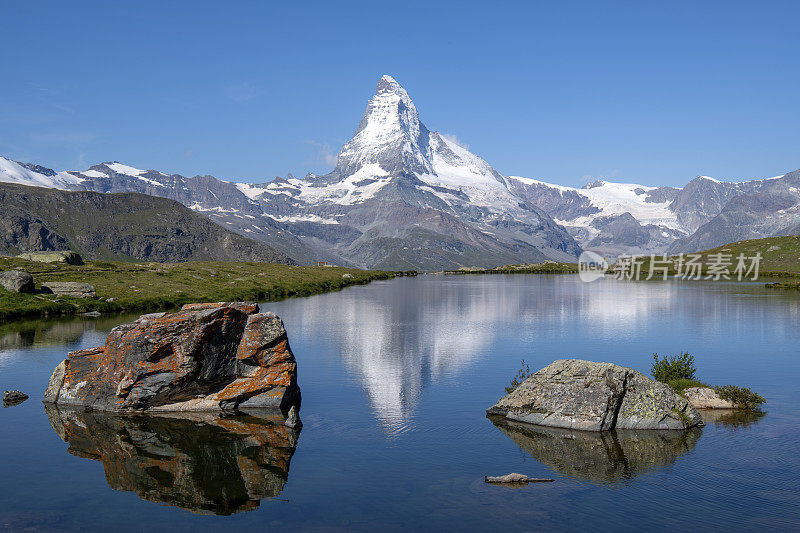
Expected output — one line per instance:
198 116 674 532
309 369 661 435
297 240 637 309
333 75 433 178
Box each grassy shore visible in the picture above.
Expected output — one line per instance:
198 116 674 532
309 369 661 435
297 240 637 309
688 235 800 277
611 235 800 283
0 257 400 321
442 262 579 275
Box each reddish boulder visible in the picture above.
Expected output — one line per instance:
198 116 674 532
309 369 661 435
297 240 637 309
44 302 300 412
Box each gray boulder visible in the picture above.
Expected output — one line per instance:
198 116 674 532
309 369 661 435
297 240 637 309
683 387 737 409
16 251 84 265
41 281 96 298
487 359 703 431
0 270 35 293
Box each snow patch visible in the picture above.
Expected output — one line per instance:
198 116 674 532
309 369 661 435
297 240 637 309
106 162 145 176
0 156 85 189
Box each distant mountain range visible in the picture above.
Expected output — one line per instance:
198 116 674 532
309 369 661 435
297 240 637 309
1 75 798 267
0 182 292 264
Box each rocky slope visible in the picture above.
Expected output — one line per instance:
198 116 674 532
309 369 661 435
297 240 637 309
668 170 800 253
510 172 800 257
0 182 292 263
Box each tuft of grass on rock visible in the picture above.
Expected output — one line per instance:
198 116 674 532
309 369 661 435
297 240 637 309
666 378 710 396
714 384 767 410
505 360 533 394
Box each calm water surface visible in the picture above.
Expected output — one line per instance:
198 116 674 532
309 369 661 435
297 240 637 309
1 275 799 531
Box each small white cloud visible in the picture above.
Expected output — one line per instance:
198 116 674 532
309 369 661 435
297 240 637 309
441 133 469 150
304 140 338 166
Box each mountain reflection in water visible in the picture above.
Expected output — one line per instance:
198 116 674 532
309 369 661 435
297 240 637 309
489 415 702 484
45 405 300 515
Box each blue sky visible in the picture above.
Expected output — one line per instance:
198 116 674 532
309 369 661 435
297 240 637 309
2 1 798 187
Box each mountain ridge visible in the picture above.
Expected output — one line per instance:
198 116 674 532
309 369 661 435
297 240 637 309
2 75 798 264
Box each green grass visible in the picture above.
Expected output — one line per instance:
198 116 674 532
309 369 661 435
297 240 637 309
505 360 533 394
617 235 800 282
443 262 579 275
0 257 399 321
666 378 710 395
696 235 800 278
765 281 800 290
714 384 767 410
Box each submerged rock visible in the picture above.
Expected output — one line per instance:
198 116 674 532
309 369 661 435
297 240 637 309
43 302 301 415
489 415 702 483
683 387 737 409
0 270 35 293
3 390 29 406
45 404 300 515
487 359 703 431
484 473 554 484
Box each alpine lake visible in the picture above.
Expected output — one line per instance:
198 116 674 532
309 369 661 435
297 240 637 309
1 274 799 531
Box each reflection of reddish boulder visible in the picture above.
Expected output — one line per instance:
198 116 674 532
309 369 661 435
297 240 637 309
44 302 300 413
45 405 300 515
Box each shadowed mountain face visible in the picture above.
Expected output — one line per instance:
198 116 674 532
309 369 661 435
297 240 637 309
488 415 701 484
0 183 292 264
668 170 800 254
45 406 300 515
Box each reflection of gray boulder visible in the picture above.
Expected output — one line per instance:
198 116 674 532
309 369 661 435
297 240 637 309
45 404 301 515
487 359 703 431
699 408 765 429
489 415 701 484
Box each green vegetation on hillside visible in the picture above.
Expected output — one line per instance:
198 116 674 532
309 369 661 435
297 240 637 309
0 257 397 321
443 262 579 275
610 235 800 285
695 234 800 277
